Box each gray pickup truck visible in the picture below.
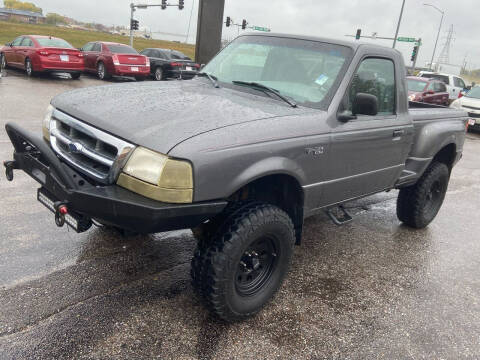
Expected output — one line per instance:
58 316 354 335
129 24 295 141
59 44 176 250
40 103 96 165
4 33 468 322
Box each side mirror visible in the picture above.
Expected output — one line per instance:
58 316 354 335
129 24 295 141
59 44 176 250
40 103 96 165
352 93 378 116
6 42 12 47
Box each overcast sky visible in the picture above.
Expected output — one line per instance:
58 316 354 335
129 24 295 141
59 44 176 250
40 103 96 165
7 0 479 70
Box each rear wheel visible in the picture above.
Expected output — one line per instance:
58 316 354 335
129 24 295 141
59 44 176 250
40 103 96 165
25 58 34 77
0 53 6 70
397 161 450 228
154 67 164 81
193 203 295 322
97 62 110 80
71 72 81 80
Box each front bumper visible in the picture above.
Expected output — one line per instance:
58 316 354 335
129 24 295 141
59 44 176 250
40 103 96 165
4 122 227 233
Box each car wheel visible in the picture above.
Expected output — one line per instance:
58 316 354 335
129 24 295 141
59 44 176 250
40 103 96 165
396 161 450 229
97 62 110 80
71 72 81 80
196 203 295 322
25 58 34 77
154 67 164 81
135 76 146 81
0 53 6 70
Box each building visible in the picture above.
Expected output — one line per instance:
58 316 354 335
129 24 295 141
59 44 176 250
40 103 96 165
0 8 45 24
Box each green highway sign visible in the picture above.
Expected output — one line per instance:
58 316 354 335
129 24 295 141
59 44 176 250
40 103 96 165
397 37 417 42
253 26 271 32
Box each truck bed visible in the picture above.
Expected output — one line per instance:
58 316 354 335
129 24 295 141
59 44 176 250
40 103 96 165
409 101 467 121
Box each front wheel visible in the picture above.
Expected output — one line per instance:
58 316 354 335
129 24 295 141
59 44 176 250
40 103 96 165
197 203 295 322
0 53 6 70
397 161 450 228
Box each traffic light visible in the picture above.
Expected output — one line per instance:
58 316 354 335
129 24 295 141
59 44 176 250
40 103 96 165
241 19 247 30
179 0 184 10
355 29 361 40
411 45 419 62
161 0 167 10
131 19 139 30
226 16 231 27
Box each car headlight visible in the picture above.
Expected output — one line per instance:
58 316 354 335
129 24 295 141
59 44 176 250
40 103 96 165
408 94 416 101
450 99 461 108
117 147 193 203
42 104 54 141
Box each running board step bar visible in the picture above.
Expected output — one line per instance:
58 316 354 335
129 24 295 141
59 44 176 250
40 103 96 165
326 205 353 226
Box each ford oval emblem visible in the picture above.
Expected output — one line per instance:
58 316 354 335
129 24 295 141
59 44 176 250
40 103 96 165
68 142 83 153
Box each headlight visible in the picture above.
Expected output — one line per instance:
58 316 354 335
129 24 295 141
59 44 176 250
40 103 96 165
117 147 193 203
450 99 461 108
42 104 54 141
408 94 416 101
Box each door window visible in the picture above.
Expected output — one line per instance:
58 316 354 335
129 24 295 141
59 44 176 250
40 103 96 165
433 82 445 92
427 82 435 91
12 37 23 46
141 49 151 56
20 37 34 47
92 43 101 52
82 43 94 51
454 77 466 89
347 57 396 115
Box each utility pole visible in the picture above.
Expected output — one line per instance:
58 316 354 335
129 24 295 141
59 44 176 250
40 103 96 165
392 0 406 48
423 3 444 71
129 3 135 47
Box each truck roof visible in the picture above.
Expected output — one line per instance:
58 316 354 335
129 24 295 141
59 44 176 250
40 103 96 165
241 32 401 54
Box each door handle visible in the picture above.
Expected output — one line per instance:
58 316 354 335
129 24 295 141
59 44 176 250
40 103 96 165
393 129 405 137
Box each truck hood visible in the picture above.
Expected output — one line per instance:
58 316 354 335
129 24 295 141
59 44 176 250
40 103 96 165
51 79 308 154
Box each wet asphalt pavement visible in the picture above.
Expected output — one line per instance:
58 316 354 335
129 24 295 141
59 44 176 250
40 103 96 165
1 68 480 360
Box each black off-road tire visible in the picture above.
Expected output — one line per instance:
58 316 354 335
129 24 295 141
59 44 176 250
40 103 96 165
397 161 449 229
190 201 257 297
197 203 295 322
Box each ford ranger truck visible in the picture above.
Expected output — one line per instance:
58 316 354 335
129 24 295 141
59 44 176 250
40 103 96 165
4 33 468 322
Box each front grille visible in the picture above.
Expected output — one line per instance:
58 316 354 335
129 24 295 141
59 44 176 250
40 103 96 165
468 112 480 118
49 109 134 184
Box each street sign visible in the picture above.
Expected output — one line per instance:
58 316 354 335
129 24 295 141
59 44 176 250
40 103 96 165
397 37 416 42
253 26 270 32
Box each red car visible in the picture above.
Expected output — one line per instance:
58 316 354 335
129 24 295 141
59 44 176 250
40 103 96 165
80 41 150 81
0 35 84 79
407 76 449 106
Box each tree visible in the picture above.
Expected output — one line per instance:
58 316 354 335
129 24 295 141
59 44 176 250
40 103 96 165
45 13 66 25
4 0 43 14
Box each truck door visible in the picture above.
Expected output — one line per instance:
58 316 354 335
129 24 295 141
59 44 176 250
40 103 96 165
323 57 414 206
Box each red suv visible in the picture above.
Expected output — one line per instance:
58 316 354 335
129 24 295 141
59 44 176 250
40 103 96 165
80 41 150 81
0 35 84 79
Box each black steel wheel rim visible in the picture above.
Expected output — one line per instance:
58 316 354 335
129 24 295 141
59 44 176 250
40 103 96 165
425 179 442 215
235 236 278 297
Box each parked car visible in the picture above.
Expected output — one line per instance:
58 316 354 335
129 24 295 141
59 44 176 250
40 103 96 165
0 35 84 79
407 76 449 106
5 33 468 322
139 48 199 80
80 41 150 81
451 86 480 131
417 71 469 101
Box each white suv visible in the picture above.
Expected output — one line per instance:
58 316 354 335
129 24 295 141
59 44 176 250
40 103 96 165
417 71 468 101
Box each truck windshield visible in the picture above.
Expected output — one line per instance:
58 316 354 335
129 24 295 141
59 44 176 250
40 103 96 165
202 35 352 109
407 79 427 92
465 87 480 99
420 73 449 85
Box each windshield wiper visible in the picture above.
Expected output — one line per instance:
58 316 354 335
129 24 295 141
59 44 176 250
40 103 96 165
197 72 219 88
231 81 297 108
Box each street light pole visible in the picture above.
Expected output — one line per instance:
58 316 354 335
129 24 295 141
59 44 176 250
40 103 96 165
392 0 406 48
130 3 135 47
423 3 444 71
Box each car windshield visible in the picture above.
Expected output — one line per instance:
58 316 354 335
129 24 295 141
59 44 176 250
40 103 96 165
201 35 352 109
465 86 480 99
107 45 138 54
407 79 427 92
420 73 449 85
35 38 73 48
